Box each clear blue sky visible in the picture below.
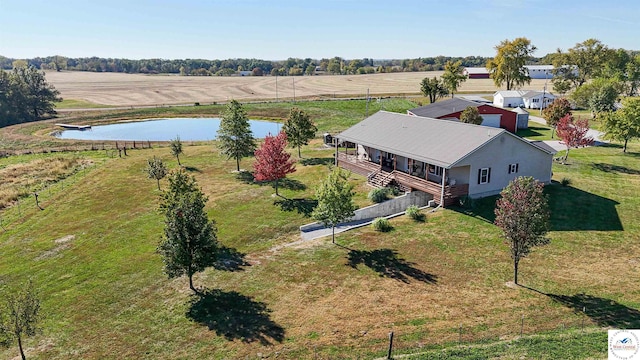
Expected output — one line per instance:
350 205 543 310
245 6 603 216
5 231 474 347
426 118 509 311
1 0 638 60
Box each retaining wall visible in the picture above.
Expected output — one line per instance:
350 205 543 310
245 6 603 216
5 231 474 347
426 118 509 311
300 191 433 232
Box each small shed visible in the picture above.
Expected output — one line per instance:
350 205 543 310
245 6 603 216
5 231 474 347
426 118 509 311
513 107 529 130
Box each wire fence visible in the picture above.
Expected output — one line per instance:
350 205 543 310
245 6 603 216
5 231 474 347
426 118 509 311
0 142 170 230
262 305 612 359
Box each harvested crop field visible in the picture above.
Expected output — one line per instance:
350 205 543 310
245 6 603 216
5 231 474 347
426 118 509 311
45 71 549 107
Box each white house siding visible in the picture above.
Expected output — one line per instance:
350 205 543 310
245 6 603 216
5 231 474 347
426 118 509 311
452 133 553 198
523 94 555 109
494 95 525 108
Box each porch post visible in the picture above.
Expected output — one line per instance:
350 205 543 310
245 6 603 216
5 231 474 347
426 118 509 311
440 167 446 207
334 136 338 166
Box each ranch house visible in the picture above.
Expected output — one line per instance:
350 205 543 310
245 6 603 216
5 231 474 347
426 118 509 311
493 90 556 110
335 111 555 207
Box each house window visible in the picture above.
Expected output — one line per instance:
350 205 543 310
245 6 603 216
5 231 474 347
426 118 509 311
428 164 443 176
508 163 519 174
478 167 491 184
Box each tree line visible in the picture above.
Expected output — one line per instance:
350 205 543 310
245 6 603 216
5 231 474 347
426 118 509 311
0 66 61 128
0 55 492 76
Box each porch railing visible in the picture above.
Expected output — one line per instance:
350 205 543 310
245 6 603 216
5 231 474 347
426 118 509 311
337 153 469 207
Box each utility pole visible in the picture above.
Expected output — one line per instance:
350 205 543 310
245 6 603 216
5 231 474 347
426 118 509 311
366 88 370 118
540 69 548 116
275 74 278 102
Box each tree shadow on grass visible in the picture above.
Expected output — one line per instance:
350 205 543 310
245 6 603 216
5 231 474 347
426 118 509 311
186 288 285 345
183 166 202 173
273 198 318 217
452 184 623 231
548 293 640 328
213 246 250 272
545 183 622 231
451 195 498 224
345 248 437 284
522 286 640 329
591 162 640 175
235 170 256 184
516 126 550 139
234 172 306 191
300 157 334 166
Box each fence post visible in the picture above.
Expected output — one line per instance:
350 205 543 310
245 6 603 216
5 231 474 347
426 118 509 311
582 306 585 333
387 331 394 360
459 324 462 344
520 315 524 337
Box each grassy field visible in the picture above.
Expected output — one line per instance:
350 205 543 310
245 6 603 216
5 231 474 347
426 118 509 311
45 70 551 107
0 100 638 359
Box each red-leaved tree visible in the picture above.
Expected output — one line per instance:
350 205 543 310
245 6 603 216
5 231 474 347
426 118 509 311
494 176 550 285
253 131 296 196
555 114 594 163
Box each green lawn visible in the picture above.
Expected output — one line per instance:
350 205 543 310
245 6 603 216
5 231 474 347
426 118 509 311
0 100 638 359
517 121 555 140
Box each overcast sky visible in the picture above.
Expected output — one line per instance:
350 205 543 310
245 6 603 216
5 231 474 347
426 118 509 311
1 0 638 60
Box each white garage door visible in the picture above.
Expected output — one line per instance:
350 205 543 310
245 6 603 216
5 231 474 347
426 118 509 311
480 114 501 128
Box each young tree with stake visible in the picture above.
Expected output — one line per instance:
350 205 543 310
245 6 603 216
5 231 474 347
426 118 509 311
253 131 296 196
555 114 594 163
312 167 357 244
494 177 550 285
170 136 183 165
146 156 168 190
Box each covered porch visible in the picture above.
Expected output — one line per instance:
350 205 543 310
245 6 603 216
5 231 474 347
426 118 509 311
336 152 469 207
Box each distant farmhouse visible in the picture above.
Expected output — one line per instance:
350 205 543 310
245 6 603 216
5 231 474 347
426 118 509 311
493 90 556 110
407 98 520 133
335 111 555 206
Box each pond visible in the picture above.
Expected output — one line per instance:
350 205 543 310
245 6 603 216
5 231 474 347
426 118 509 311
55 118 282 141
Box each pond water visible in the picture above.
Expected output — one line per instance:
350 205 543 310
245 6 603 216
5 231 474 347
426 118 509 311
55 118 282 141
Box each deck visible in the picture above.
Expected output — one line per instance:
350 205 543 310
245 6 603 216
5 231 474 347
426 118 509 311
56 123 92 130
337 153 468 207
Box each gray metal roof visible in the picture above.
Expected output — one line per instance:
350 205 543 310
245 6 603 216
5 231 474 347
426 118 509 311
528 140 558 154
460 95 492 104
408 98 481 118
337 111 507 168
513 107 529 114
